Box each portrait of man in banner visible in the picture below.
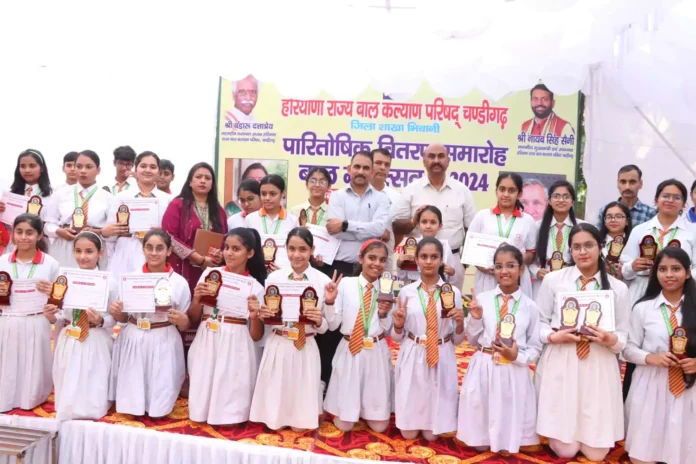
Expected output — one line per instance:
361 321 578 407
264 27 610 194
225 75 260 124
520 83 575 137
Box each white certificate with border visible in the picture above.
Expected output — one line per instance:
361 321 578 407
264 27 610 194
260 234 289 268
60 268 111 311
461 232 509 268
216 271 255 317
556 290 616 332
0 192 29 226
7 280 47 314
117 198 161 233
306 225 340 265
119 273 169 313
264 281 310 322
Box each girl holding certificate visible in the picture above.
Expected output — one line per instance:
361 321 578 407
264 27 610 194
622 179 696 304
468 173 537 297
103 151 171 278
0 214 59 411
108 230 191 418
187 227 266 425
227 179 261 229
623 247 696 464
598 201 633 279
45 150 112 269
395 206 461 286
323 239 393 434
391 237 465 441
251 227 333 431
43 231 116 420
290 167 331 227
535 223 631 462
457 244 541 453
529 180 583 298
245 175 299 271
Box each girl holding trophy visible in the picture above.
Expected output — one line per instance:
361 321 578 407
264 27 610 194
187 228 266 425
391 237 465 441
598 201 633 280
251 227 338 431
43 231 117 420
623 247 696 464
535 223 631 462
457 244 541 453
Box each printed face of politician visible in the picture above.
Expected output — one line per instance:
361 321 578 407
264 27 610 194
531 89 554 119
520 184 547 221
234 76 259 115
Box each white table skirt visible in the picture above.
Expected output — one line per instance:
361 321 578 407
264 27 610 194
0 415 58 464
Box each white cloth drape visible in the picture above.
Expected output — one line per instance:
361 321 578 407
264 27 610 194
0 414 58 464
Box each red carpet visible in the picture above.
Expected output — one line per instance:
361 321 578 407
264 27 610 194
7 339 630 464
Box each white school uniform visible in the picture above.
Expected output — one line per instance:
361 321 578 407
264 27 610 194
109 267 189 417
468 208 537 297
2 184 54 256
250 267 329 430
244 207 300 238
391 279 465 435
227 212 247 230
324 275 394 423
528 217 585 298
622 215 696 304
535 266 630 448
623 294 696 464
104 188 171 278
44 184 111 269
457 286 541 452
52 274 118 420
188 267 264 425
0 250 59 411
394 238 461 287
103 177 136 196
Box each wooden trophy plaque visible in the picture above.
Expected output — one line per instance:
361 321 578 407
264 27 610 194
299 286 318 324
440 282 455 318
671 326 688 360
26 196 43 216
606 236 624 264
549 251 564 271
560 297 580 330
200 270 222 307
378 272 394 302
264 284 283 325
668 239 681 249
0 272 13 307
263 238 278 266
578 301 602 336
498 313 516 347
72 207 86 233
639 235 657 261
299 209 308 226
48 275 68 308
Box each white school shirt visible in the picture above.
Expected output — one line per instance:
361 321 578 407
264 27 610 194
0 250 60 309
227 212 247 230
601 234 626 259
528 216 585 278
390 278 465 345
325 275 392 336
103 178 136 196
536 266 631 354
44 184 112 237
21 183 53 220
468 207 538 256
266 266 330 335
126 267 191 323
395 237 459 284
623 293 684 365
244 208 299 238
56 273 119 329
465 286 542 365
622 215 696 280
197 266 265 319
103 187 171 243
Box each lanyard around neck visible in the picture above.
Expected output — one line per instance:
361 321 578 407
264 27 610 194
417 285 441 317
262 215 282 234
653 227 678 250
496 214 516 239
74 185 98 209
12 261 37 279
495 294 521 326
358 281 378 336
306 206 325 225
660 303 680 336
576 278 600 291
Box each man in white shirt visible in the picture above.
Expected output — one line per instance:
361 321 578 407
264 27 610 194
224 75 260 124
392 143 477 290
370 148 400 269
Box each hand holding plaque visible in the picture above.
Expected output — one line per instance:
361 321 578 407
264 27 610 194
200 270 222 308
48 275 68 308
116 205 130 235
0 272 12 307
498 313 516 347
263 284 283 325
440 283 455 318
299 286 318 324
640 235 657 262
578 301 602 336
154 278 173 313
560 297 580 330
72 208 86 233
606 236 624 264
549 251 564 271
378 272 394 302
671 326 688 360
263 238 278 265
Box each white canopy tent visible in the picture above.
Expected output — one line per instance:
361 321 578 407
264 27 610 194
0 0 693 219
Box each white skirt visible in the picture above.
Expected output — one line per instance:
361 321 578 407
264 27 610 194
187 321 257 425
535 342 624 448
475 266 533 298
106 237 145 278
457 351 539 452
324 337 393 423
51 237 108 270
625 365 696 464
0 315 53 411
394 338 459 435
249 332 322 430
628 275 649 305
109 323 185 417
53 325 113 420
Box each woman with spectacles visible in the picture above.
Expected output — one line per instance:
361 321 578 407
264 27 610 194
535 223 631 462
290 167 332 272
227 179 262 229
598 201 633 280
621 179 695 305
529 180 584 298
467 173 537 296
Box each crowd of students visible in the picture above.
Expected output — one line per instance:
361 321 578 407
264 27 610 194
0 147 693 464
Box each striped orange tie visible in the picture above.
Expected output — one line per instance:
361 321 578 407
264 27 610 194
576 277 595 360
117 182 126 193
25 186 32 197
349 283 372 355
667 304 685 397
498 294 510 335
658 229 672 248
310 207 320 225
424 284 440 367
76 310 89 342
293 322 306 350
80 191 90 224
555 223 564 251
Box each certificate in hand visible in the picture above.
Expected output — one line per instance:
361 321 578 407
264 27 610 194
264 281 310 322
461 232 509 268
60 268 111 311
306 225 340 265
557 290 616 332
7 279 47 314
117 198 160 233
216 271 255 317
260 235 289 267
120 273 170 313
0 192 29 226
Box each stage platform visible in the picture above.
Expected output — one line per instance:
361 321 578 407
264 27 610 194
3 341 630 464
